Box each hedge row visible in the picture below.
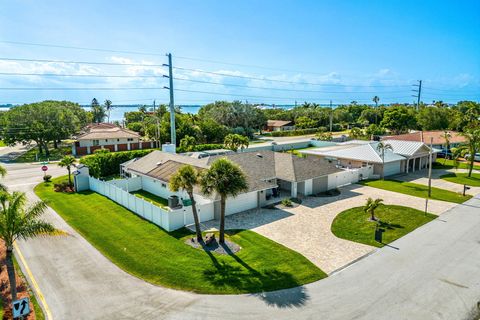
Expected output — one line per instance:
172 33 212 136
80 149 155 178
176 143 224 153
270 127 327 137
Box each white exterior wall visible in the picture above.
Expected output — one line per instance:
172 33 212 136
225 191 258 215
327 166 374 190
383 161 402 176
304 179 313 196
79 137 140 147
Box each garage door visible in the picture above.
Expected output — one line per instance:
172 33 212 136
383 162 401 177
225 191 258 215
312 176 328 193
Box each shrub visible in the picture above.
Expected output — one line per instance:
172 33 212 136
54 181 74 193
43 174 52 182
281 198 293 207
271 127 326 137
80 149 154 178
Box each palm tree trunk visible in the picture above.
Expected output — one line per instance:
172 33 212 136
468 159 474 177
188 191 202 242
370 210 376 221
67 167 72 187
6 246 17 301
219 197 226 244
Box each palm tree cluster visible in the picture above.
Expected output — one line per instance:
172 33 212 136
169 158 248 244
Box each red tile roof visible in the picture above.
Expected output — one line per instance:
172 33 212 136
382 130 466 145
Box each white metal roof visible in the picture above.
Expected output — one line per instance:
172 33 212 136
301 142 405 164
382 140 431 157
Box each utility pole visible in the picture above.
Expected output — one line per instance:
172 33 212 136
163 53 176 147
412 80 422 111
329 100 333 132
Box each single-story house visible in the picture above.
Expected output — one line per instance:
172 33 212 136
122 149 342 219
382 130 466 150
266 120 294 132
300 139 436 177
72 123 154 155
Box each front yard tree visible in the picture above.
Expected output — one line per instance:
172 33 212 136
169 165 203 242
364 197 383 221
0 191 57 302
59 155 76 187
458 129 480 177
377 142 393 180
2 101 88 157
223 134 249 152
372 96 380 124
200 158 248 244
179 135 196 152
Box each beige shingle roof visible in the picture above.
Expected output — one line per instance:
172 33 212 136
267 120 292 127
124 150 341 193
77 124 140 140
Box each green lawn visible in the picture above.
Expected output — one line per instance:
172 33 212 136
14 145 71 163
440 172 480 187
0 140 5 147
331 205 437 247
12 257 45 320
131 190 168 208
34 176 326 294
359 179 472 204
433 159 480 171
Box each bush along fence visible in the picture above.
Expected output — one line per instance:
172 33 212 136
87 176 214 231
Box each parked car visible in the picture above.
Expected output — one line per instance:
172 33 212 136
437 149 452 159
465 153 480 161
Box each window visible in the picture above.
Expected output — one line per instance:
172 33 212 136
161 183 166 188
117 139 120 142
93 140 99 146
105 139 108 142
127 138 134 141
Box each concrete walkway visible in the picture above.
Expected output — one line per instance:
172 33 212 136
199 184 455 274
394 168 480 196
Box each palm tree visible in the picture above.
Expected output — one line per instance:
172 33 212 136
0 165 6 191
58 155 76 187
364 197 384 221
0 191 57 301
169 165 203 242
376 142 393 179
441 131 451 164
457 129 480 177
104 99 113 123
200 158 248 244
372 96 380 124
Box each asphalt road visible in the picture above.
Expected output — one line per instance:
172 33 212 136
5 163 480 320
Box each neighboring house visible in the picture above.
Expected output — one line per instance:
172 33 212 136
122 150 342 219
72 123 154 155
266 120 294 132
301 139 436 177
382 130 466 150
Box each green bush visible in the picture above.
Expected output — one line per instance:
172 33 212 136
176 143 224 153
43 174 52 182
281 198 293 207
271 127 326 137
80 149 155 178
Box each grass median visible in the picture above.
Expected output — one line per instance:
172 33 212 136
359 179 471 204
34 176 326 294
440 172 480 187
331 205 437 247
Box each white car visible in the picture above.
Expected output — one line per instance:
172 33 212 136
465 153 480 161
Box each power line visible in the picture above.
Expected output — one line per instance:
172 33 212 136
0 72 410 94
0 57 412 88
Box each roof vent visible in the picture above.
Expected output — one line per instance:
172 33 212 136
156 161 162 166
256 153 263 158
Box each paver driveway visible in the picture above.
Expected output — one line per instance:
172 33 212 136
200 184 456 274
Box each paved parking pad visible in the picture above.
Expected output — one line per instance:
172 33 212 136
200 184 456 274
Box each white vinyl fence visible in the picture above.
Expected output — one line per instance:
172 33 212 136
88 177 214 231
328 166 374 190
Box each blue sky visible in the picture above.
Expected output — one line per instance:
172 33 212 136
0 0 479 106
